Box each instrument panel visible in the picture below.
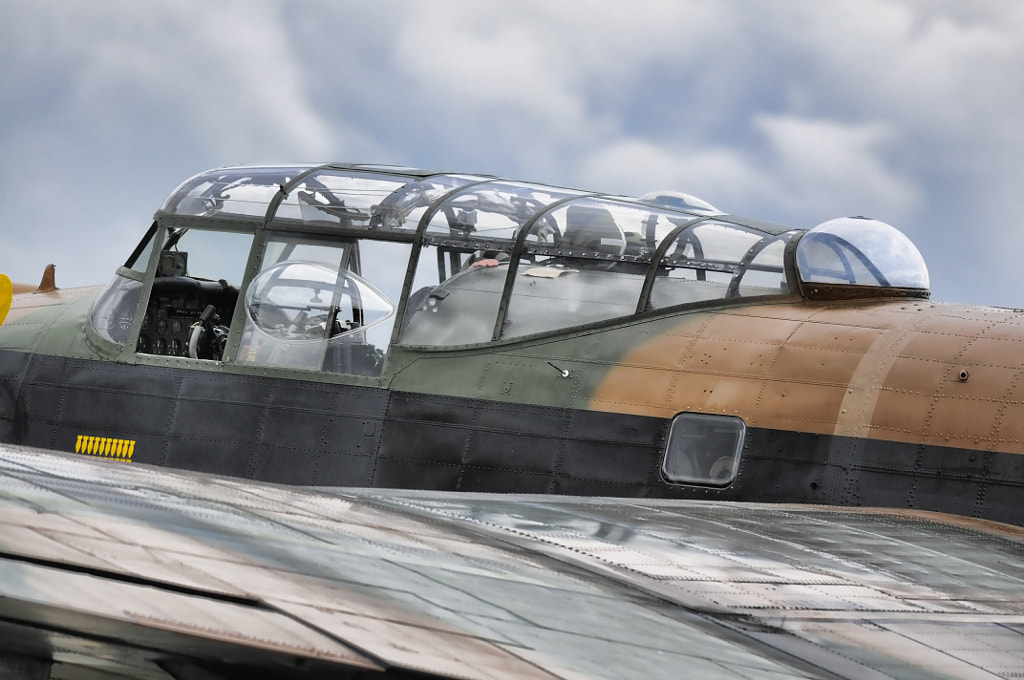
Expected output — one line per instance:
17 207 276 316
137 277 237 357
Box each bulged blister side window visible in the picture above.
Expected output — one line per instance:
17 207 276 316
91 223 160 345
662 413 745 487
91 274 143 346
237 233 407 376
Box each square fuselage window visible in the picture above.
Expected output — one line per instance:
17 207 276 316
662 413 745 487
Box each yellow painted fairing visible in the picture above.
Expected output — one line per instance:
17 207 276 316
0 275 11 327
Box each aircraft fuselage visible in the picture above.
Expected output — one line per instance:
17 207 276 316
1 164 1021 525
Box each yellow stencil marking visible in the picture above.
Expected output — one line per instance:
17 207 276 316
75 435 135 462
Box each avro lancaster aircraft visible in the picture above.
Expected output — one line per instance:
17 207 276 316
1 163 1022 524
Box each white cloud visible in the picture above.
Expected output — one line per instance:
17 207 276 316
752 115 922 222
576 138 764 204
1 1 377 162
72 2 344 160
1 0 1023 304
575 115 921 227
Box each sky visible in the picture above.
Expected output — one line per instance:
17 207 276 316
1 0 1022 305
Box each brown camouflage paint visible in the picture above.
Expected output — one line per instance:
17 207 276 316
592 299 1024 456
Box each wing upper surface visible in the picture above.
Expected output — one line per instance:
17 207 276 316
0 444 1023 679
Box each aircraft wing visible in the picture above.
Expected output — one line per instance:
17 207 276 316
1 444 1023 679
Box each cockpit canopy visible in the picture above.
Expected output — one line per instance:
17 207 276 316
92 163 932 374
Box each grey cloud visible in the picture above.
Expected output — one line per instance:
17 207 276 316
0 0 1021 305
